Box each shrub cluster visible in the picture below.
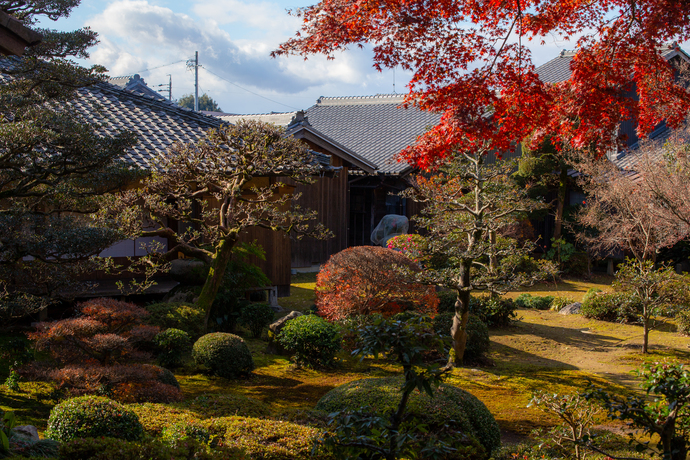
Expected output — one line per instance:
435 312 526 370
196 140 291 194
438 292 518 327
277 315 341 368
193 333 254 379
145 302 205 339
580 288 639 323
432 313 490 362
154 328 191 368
46 396 143 442
515 293 554 310
23 299 182 403
315 376 501 455
239 303 275 338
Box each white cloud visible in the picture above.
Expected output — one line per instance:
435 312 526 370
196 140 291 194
191 0 301 37
84 0 383 99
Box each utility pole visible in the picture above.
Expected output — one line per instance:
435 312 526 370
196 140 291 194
194 51 199 111
156 74 172 101
186 51 200 111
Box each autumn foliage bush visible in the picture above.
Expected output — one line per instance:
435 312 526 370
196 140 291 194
315 246 438 321
23 298 181 402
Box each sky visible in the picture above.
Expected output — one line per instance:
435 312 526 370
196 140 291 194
39 0 579 114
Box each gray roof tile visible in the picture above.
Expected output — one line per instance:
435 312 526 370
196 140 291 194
72 82 222 169
302 94 442 174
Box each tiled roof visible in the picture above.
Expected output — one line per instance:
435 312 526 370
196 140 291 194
301 94 442 174
70 82 223 169
535 50 576 84
108 74 167 101
218 112 298 127
535 45 689 84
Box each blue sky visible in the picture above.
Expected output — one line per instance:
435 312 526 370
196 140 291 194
40 0 577 114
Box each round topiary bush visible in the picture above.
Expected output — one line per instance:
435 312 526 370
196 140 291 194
192 333 254 379
46 395 143 442
277 314 341 368
315 376 501 455
154 328 191 368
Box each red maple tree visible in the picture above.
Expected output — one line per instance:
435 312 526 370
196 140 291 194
273 0 690 167
316 246 438 321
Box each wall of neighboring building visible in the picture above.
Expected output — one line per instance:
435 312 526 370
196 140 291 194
289 148 350 268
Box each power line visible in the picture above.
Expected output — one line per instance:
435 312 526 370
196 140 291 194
132 60 185 75
202 67 298 110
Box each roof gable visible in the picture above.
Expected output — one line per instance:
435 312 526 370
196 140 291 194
302 94 442 174
108 74 167 101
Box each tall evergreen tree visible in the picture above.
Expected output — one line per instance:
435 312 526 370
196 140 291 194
0 0 137 320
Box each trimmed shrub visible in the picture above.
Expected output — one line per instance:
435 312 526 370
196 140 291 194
515 293 554 310
58 436 244 460
161 421 210 449
439 294 518 327
277 315 341 368
206 416 329 460
145 302 205 339
180 394 271 418
316 246 439 320
580 289 639 323
193 333 254 379
315 376 501 455
433 313 490 362
471 296 518 327
46 395 143 442
677 310 690 336
239 303 275 338
154 328 191 368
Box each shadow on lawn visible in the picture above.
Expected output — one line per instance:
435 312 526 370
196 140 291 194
490 342 578 370
492 321 625 352
0 386 54 429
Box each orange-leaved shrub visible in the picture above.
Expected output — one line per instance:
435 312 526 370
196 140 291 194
316 246 438 321
23 298 181 402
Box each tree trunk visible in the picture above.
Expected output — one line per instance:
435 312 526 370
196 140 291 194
450 264 471 366
642 316 650 354
553 167 568 240
198 237 237 332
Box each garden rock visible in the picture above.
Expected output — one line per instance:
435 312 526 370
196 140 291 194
12 425 39 442
269 311 303 334
560 302 582 315
267 311 303 355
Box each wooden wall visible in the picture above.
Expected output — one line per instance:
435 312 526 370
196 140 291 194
237 224 292 297
290 152 350 268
